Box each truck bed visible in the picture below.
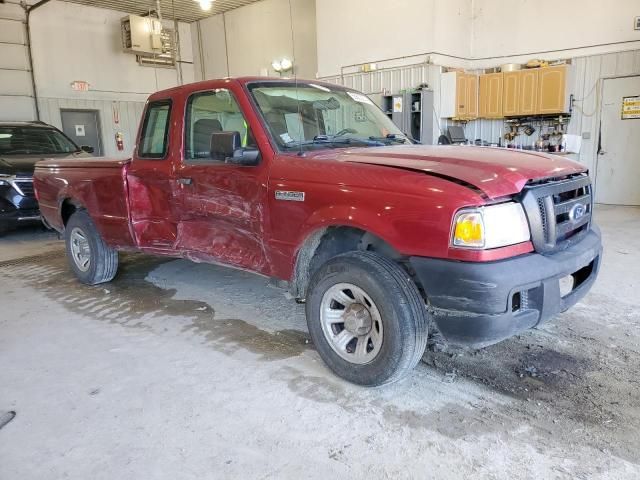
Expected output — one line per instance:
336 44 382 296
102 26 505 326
34 157 137 248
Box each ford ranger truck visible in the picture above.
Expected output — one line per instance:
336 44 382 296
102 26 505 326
33 78 602 386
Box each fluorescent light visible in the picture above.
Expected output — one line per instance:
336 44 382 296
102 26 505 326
280 58 292 71
197 0 212 11
271 58 293 74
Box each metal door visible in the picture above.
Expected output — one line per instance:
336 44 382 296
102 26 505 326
60 109 103 156
596 76 640 205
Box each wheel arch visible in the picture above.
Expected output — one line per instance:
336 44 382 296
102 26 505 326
291 224 405 299
59 197 85 228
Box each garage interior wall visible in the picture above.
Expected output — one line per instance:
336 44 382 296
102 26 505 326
0 1 35 121
191 0 317 80
0 1 194 157
316 0 640 177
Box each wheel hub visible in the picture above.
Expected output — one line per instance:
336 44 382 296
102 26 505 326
320 282 384 365
70 227 91 272
342 303 372 336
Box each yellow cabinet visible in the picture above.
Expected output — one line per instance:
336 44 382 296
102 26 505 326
501 66 569 116
441 71 478 120
503 70 538 116
479 73 503 118
519 69 538 115
502 70 538 116
537 65 568 114
502 71 520 116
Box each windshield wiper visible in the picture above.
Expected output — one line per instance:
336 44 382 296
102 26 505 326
368 134 411 145
283 135 385 149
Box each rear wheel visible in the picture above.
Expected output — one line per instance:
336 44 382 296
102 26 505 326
65 210 118 285
306 251 429 386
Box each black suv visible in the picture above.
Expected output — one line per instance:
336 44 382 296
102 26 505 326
0 121 93 234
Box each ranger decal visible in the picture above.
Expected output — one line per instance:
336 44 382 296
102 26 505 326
275 190 305 202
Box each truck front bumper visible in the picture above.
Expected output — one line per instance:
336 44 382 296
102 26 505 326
410 227 602 347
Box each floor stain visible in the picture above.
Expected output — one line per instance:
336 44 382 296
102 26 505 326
0 250 310 361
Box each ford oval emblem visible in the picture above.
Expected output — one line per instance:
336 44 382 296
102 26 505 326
569 203 586 222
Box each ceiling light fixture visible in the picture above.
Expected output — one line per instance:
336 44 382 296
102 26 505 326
197 0 213 11
271 58 293 75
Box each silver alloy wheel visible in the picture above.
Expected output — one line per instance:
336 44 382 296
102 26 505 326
70 227 91 272
320 283 383 365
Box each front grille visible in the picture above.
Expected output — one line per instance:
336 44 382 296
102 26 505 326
13 179 34 197
520 173 592 253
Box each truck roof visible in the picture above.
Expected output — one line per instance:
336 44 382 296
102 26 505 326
147 76 346 100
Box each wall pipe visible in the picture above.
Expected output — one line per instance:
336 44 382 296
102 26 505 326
338 40 640 80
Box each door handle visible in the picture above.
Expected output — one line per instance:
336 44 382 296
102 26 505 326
177 177 192 185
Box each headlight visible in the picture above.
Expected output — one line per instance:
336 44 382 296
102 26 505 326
0 174 10 186
452 202 530 249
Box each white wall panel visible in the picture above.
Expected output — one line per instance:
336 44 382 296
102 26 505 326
0 70 32 96
38 97 146 158
473 0 640 62
0 97 36 121
192 0 317 80
0 18 26 43
30 2 193 102
0 2 33 120
0 43 29 70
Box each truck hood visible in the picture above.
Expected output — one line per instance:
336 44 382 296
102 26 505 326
321 145 586 199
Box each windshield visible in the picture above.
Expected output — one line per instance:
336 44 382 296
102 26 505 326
248 82 411 151
0 126 79 155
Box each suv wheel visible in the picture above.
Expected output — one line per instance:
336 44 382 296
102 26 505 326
65 210 118 285
306 251 428 386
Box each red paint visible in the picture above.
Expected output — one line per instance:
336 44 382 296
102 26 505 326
34 77 589 283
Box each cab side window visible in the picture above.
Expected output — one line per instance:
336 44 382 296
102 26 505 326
185 89 255 162
138 100 171 158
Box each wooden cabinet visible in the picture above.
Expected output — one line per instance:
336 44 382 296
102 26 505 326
501 66 569 117
519 69 538 115
479 73 503 118
448 66 569 119
537 65 567 114
503 70 538 116
441 71 478 119
502 71 520 116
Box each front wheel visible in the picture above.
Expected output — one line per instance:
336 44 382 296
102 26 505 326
306 251 429 386
65 210 118 285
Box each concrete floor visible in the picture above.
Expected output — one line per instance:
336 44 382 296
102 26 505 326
0 205 639 479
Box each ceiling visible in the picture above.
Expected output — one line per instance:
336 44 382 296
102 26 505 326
61 0 264 23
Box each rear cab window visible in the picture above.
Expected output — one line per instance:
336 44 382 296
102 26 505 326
138 100 171 158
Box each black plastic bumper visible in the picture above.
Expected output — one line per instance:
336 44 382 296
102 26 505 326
0 184 40 232
410 227 602 347
0 209 41 231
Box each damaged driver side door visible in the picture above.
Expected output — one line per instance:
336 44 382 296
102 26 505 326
174 86 271 274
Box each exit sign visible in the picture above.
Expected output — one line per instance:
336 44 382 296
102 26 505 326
70 80 90 92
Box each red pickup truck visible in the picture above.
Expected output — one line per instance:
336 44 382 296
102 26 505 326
34 78 602 386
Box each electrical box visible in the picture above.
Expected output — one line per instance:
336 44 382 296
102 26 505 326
121 15 163 55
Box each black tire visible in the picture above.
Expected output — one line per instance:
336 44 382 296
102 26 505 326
306 251 429 386
64 210 118 285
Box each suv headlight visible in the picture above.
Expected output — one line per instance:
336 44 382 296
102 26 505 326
452 202 530 249
0 174 11 186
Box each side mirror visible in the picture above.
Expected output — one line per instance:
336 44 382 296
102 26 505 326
210 131 260 166
80 145 94 154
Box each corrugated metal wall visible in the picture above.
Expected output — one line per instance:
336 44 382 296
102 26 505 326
321 50 640 178
38 98 146 158
568 50 640 176
0 1 36 121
